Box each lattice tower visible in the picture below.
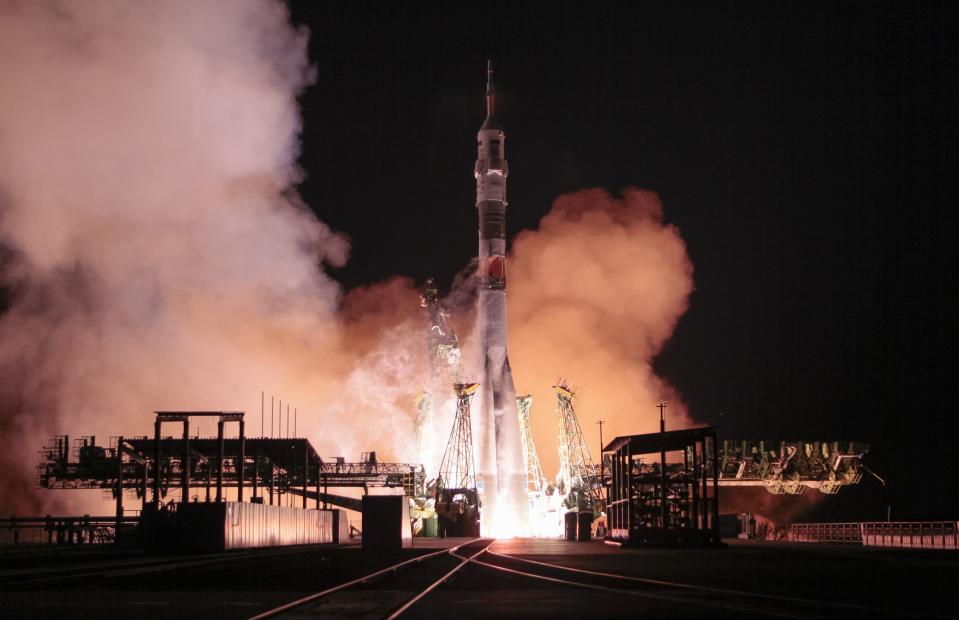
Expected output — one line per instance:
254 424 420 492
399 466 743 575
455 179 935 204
436 382 479 491
554 380 599 511
516 394 546 494
415 279 462 471
420 278 461 383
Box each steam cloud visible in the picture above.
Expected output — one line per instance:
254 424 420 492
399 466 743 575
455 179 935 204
506 188 694 478
0 0 355 512
0 2 695 514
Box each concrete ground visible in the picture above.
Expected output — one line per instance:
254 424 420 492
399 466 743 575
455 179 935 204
439 538 958 618
0 538 955 619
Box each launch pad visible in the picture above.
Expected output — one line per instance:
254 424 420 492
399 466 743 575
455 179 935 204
19 62 876 561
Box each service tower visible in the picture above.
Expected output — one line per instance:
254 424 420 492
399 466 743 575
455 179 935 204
474 61 528 534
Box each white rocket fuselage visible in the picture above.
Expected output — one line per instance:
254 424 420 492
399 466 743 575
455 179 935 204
474 65 528 534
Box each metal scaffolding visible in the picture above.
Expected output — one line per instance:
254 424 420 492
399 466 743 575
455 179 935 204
37 412 426 521
605 426 721 546
718 440 869 494
434 381 481 537
415 278 462 472
436 383 479 492
420 278 462 384
517 394 546 494
554 380 600 512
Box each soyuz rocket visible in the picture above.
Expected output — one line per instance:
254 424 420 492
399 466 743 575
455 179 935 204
474 61 528 532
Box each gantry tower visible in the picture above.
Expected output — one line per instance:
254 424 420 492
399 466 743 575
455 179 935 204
554 380 600 511
415 278 462 470
516 394 546 494
420 278 462 383
436 382 479 492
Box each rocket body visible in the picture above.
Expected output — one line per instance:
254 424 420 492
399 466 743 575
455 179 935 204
474 64 528 534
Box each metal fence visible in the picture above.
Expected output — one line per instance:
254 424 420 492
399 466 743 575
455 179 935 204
789 522 863 544
788 521 959 550
1 515 138 547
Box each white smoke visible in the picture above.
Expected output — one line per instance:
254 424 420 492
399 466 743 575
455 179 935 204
0 0 355 512
507 188 695 480
0 2 698 521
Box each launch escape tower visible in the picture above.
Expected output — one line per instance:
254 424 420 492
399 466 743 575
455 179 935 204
435 382 481 536
517 394 546 495
554 381 601 512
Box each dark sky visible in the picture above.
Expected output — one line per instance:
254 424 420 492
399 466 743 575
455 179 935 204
288 2 958 519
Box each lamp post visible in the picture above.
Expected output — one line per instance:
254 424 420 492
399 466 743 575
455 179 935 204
658 402 668 528
596 420 606 501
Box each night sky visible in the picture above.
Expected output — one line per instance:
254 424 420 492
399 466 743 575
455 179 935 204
287 2 958 519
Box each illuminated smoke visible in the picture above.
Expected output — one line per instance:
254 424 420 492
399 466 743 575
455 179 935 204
720 488 825 532
507 188 695 480
331 278 429 464
0 0 356 513
0 3 697 518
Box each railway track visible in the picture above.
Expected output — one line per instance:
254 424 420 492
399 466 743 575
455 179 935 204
468 548 937 619
250 538 493 620
0 543 340 587
253 539 944 620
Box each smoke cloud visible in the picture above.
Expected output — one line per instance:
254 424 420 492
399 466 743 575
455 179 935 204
0 0 360 513
0 2 696 515
506 188 694 478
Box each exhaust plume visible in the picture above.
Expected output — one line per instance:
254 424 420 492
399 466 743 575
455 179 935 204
507 188 694 478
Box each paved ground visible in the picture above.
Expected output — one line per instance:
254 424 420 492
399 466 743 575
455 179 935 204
0 538 467 620
0 538 955 619
450 538 959 618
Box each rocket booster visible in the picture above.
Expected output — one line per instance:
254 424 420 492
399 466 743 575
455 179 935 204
474 61 528 533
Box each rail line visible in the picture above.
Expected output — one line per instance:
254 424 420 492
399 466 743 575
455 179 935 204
11 538 940 618
249 538 492 620
252 538 944 619
453 547 803 619
462 547 939 619
0 543 337 587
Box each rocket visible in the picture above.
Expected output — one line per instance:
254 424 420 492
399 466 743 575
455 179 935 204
474 61 528 533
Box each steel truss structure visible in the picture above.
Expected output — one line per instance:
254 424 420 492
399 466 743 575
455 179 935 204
516 394 546 494
415 278 463 471
605 427 721 546
436 383 479 492
434 382 481 537
554 380 601 511
718 440 868 494
37 411 425 519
